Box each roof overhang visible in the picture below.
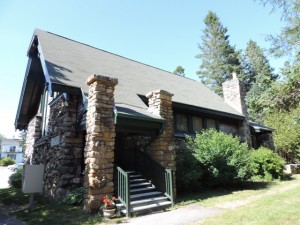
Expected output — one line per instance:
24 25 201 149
173 102 245 120
14 48 45 130
249 121 274 133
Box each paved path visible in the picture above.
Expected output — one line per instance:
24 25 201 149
116 204 222 225
0 203 26 225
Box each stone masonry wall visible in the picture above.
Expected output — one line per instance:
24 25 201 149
222 74 252 145
146 90 176 171
146 90 176 197
25 115 42 164
31 94 84 200
84 74 118 212
43 94 84 199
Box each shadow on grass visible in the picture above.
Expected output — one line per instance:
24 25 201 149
176 181 273 206
0 188 104 225
15 203 103 225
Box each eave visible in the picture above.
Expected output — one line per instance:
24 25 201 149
172 102 245 121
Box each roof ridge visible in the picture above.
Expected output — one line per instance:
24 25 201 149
37 29 197 82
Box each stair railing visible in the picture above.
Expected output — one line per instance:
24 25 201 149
133 149 174 205
117 167 130 217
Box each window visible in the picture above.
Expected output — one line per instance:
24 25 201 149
9 146 16 152
192 116 203 132
174 111 218 136
207 119 217 129
7 153 16 160
175 114 188 132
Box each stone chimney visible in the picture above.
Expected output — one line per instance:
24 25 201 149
222 73 251 146
222 72 248 118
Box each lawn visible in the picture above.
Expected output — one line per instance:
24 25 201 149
184 175 300 225
177 175 300 208
1 176 300 225
0 188 104 225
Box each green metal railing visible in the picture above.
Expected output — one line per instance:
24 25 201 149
165 169 174 205
133 149 174 205
117 167 130 217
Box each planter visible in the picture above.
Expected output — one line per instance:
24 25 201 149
102 208 116 217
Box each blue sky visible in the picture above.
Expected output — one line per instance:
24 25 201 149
0 0 284 138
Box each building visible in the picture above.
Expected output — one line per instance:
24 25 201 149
15 29 273 214
1 138 23 163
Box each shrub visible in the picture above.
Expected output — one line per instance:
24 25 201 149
8 168 23 188
249 147 285 181
185 129 251 187
0 157 15 166
176 142 203 192
63 187 84 205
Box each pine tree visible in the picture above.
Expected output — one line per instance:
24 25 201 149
173 66 185 77
196 11 241 96
243 40 277 121
257 0 300 56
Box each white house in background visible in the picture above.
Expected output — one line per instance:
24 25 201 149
0 138 23 163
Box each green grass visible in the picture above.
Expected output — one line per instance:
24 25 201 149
198 184 300 225
176 181 274 208
176 175 300 208
0 188 104 225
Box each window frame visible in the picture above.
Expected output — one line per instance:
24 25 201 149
174 111 219 137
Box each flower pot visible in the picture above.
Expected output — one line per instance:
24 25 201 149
102 208 116 217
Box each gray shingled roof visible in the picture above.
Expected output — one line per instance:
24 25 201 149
34 29 243 119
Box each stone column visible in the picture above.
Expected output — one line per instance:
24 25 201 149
222 72 251 145
146 90 176 196
84 74 118 212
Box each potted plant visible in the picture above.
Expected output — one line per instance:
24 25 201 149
100 195 117 217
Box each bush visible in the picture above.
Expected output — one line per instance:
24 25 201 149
185 129 251 187
0 157 15 166
63 187 84 205
176 142 203 192
8 168 23 188
249 147 285 181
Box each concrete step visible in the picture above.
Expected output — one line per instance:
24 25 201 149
130 178 147 183
130 182 152 188
131 191 162 200
130 174 142 178
131 201 172 212
130 186 155 193
131 196 169 205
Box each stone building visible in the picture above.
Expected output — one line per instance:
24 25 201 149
15 29 273 214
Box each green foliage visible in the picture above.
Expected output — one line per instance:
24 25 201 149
18 130 27 149
242 40 277 122
264 107 300 163
257 0 300 57
173 65 185 77
176 143 203 192
62 187 84 205
185 130 251 187
8 168 23 188
196 11 241 96
249 147 285 181
0 157 15 166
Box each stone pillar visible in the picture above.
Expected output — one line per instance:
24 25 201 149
146 90 176 196
222 73 251 145
84 74 118 212
25 115 42 164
